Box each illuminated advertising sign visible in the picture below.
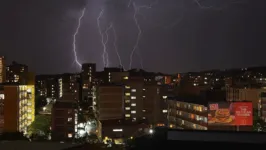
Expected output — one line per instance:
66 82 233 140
208 102 253 126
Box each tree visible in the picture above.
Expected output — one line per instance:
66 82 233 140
28 115 51 139
35 95 47 115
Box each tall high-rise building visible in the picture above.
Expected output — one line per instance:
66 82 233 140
59 73 79 102
81 63 96 108
35 75 60 100
0 84 35 133
6 61 28 84
123 76 164 124
0 56 5 83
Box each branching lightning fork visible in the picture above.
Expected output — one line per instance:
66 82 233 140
112 25 124 70
97 8 107 67
103 23 113 67
72 8 86 68
97 7 125 69
128 0 158 70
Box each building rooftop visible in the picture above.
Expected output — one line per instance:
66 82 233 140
167 95 208 106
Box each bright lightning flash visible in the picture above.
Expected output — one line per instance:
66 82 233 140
97 8 125 69
103 23 113 67
128 1 158 70
112 25 124 70
73 8 86 68
97 9 107 68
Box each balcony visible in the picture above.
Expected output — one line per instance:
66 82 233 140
175 107 207 116
168 114 207 127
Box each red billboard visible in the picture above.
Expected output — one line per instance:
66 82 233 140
208 102 253 126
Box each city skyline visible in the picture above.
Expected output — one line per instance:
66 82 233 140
1 0 266 74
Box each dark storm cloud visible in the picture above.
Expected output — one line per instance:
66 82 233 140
1 0 266 74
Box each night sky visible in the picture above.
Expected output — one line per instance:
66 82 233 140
1 0 266 74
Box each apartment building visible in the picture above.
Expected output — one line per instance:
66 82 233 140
167 96 208 130
51 101 77 141
97 84 124 121
123 76 165 125
59 73 80 102
81 63 96 108
226 87 266 110
6 61 28 84
35 75 60 100
0 84 35 133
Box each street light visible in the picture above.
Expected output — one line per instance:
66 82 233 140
149 129 154 134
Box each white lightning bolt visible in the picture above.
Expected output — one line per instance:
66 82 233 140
72 8 86 68
97 8 108 68
128 1 157 70
97 8 125 69
112 25 124 70
103 23 113 67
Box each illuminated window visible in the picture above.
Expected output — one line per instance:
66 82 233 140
125 86 130 89
68 133 73 138
162 110 167 113
199 107 203 112
142 110 146 112
125 93 130 96
68 118 73 122
131 96 136 99
125 114 130 117
131 110 136 114
123 76 129 80
142 95 146 98
162 96 167 99
125 107 130 110
132 118 136 122
0 94 4 99
125 100 130 103
131 89 136 92
113 129 123 132
131 103 136 106
143 88 145 91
